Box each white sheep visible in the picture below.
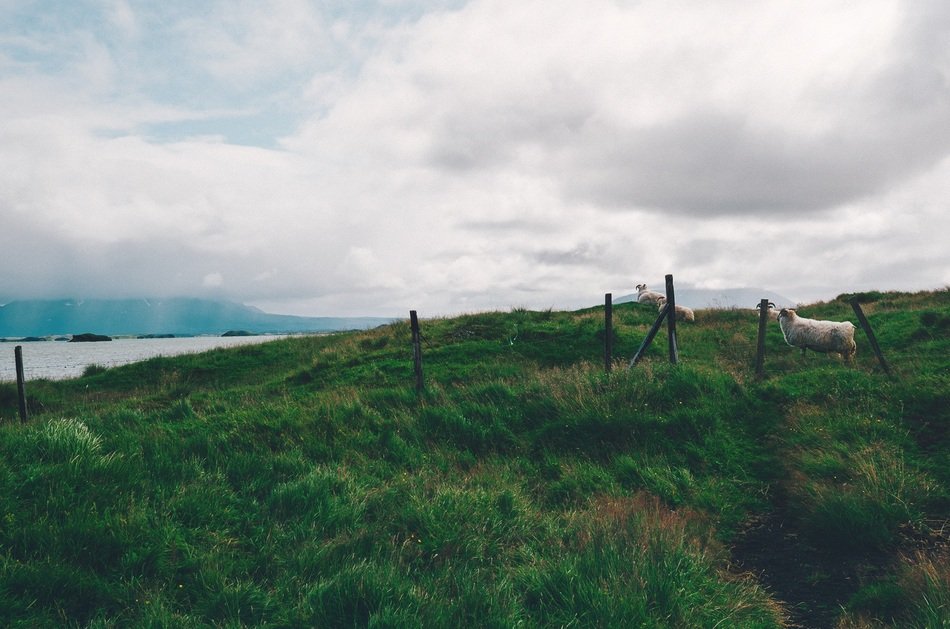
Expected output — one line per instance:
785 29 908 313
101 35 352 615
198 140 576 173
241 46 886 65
778 308 856 360
635 283 665 305
657 296 695 322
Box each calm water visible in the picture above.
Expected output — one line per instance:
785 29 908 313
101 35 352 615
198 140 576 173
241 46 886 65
0 335 286 382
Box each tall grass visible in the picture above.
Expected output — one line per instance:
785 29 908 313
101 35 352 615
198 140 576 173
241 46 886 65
0 291 946 626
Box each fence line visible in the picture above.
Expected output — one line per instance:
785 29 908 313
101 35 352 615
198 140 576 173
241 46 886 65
1 292 899 421
400 288 895 383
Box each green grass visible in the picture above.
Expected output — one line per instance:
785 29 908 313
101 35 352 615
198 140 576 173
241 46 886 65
0 289 947 626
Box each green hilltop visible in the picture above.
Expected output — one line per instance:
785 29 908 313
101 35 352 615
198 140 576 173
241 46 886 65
0 289 947 627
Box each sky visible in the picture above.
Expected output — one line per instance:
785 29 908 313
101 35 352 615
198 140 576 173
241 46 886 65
2 0 949 317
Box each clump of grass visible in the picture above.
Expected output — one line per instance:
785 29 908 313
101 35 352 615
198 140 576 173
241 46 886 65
841 551 950 627
81 363 109 377
895 551 950 627
37 417 103 457
518 494 785 627
795 443 937 552
838 291 885 304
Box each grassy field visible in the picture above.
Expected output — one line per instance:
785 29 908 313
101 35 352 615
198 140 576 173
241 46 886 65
1 289 947 627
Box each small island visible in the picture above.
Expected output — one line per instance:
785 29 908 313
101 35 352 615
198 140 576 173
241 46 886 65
69 332 113 342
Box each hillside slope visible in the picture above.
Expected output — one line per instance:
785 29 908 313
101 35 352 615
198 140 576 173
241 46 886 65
0 289 947 627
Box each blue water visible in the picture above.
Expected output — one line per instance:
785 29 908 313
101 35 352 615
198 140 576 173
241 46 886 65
0 335 286 382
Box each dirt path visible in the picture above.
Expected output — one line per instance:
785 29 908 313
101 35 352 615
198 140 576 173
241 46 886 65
730 490 891 629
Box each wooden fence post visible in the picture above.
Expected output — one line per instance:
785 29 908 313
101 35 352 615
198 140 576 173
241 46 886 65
755 298 769 379
665 274 679 364
604 293 613 372
15 346 28 423
409 310 424 392
849 299 893 377
628 305 669 368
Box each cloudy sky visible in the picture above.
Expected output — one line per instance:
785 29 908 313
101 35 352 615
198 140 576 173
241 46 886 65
2 0 948 317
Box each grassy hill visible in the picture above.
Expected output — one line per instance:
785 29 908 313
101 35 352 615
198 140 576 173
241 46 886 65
0 289 947 627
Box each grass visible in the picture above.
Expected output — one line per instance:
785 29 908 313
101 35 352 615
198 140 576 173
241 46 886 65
0 289 947 626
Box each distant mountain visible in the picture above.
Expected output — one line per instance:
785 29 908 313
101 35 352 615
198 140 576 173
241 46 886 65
0 298 397 338
614 287 796 310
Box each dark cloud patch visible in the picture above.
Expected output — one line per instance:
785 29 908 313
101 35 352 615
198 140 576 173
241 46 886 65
456 218 559 234
561 98 950 216
423 73 594 173
418 2 950 219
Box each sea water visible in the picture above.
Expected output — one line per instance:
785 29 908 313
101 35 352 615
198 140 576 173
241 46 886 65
0 335 286 382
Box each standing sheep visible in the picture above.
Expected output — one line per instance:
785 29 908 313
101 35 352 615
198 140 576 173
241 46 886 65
657 296 695 322
778 308 857 360
635 283 665 305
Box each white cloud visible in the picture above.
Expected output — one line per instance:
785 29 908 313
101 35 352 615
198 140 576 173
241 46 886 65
1 0 948 315
202 272 224 288
287 0 950 220
178 0 332 85
106 0 139 40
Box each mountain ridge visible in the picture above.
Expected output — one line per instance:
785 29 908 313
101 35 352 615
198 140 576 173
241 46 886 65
0 298 397 337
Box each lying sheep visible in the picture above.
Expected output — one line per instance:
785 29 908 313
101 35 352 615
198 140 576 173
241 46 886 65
778 308 856 360
635 283 665 305
657 296 695 322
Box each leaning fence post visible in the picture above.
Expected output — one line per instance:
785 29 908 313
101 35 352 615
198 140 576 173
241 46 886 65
665 274 679 364
628 305 669 367
409 310 424 392
755 298 769 379
15 346 28 423
849 299 893 377
604 293 613 372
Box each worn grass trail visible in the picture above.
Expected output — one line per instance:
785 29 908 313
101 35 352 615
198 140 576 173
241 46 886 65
730 291 950 627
